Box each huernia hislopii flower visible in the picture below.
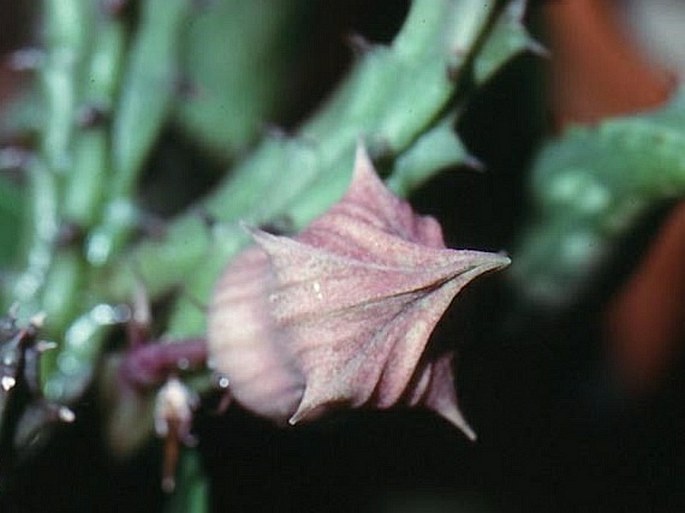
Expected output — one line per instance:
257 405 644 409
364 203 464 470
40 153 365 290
208 143 509 439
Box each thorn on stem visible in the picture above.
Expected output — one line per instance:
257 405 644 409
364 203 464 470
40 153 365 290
527 38 551 58
76 104 110 128
174 75 199 101
197 208 217 231
56 222 85 248
446 64 460 83
463 154 485 173
263 124 289 140
345 33 373 57
446 48 467 82
136 210 168 241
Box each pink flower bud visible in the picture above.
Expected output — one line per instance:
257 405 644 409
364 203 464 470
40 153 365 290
208 144 509 439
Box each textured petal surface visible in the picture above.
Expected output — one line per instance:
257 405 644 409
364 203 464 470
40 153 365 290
209 245 305 422
208 143 509 437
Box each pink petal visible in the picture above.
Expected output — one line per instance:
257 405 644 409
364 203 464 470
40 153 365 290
208 142 509 439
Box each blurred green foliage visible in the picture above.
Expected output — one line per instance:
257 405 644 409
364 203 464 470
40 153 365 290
174 0 305 159
511 89 685 307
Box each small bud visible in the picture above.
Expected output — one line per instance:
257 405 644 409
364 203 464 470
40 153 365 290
154 376 198 443
174 76 199 100
154 376 199 494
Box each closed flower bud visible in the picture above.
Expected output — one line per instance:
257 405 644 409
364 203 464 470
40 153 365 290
208 143 509 439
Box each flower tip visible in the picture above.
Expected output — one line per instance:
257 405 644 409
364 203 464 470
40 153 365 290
440 407 477 441
288 385 328 425
479 252 511 273
288 405 311 426
464 426 477 442
495 252 512 269
428 395 478 441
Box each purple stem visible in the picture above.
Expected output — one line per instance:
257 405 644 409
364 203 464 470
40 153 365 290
119 338 207 391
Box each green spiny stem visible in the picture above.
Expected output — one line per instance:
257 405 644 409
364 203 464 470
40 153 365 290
35 8 128 401
298 0 491 147
9 0 108 321
38 247 84 337
25 5 125 402
112 0 191 185
87 0 192 267
96 215 217 302
10 160 59 318
44 302 130 402
63 16 126 228
164 0 533 337
472 0 547 85
9 0 89 315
